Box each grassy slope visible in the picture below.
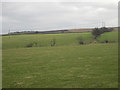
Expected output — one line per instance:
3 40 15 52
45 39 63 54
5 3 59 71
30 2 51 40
2 31 118 88
98 31 118 42
2 32 93 49
2 31 118 49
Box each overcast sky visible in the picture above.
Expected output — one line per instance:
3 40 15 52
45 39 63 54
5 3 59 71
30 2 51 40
1 0 119 34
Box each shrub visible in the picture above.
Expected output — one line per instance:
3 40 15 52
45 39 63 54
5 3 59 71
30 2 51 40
26 43 33 47
79 41 84 45
104 40 109 43
33 41 37 46
77 36 84 45
51 39 56 47
26 41 38 47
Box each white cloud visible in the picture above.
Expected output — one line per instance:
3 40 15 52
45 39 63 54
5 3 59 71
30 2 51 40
1 0 119 3
2 2 118 34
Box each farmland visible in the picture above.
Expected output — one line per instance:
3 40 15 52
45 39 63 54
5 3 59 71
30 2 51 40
2 31 118 88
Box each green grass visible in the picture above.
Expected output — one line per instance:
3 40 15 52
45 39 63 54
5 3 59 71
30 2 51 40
2 31 118 88
2 32 93 49
2 31 118 49
98 31 118 42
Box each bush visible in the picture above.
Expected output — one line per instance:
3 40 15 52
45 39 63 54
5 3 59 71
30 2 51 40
26 41 38 47
26 43 33 47
33 41 37 46
51 39 56 47
79 41 84 45
77 36 84 45
104 40 109 43
105 40 116 43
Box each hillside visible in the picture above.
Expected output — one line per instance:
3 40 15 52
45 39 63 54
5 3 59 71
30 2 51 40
2 31 118 49
2 31 118 88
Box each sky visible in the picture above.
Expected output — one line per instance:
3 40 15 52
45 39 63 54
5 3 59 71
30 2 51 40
1 0 119 34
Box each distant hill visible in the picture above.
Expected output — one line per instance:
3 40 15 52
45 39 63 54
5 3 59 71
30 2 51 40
68 27 118 33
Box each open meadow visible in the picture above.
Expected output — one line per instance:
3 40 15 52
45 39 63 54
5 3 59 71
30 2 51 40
2 31 118 88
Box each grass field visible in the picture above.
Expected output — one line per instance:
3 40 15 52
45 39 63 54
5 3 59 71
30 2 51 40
2 31 118 88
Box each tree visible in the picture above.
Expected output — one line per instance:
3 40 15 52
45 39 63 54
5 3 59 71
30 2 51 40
92 28 101 39
92 27 113 40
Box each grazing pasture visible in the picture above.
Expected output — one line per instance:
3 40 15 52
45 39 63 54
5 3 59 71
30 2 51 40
2 31 118 88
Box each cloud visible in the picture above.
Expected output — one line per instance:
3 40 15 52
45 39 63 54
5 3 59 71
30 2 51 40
2 2 118 34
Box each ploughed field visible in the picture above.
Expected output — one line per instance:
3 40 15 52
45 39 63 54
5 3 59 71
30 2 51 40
2 31 118 88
